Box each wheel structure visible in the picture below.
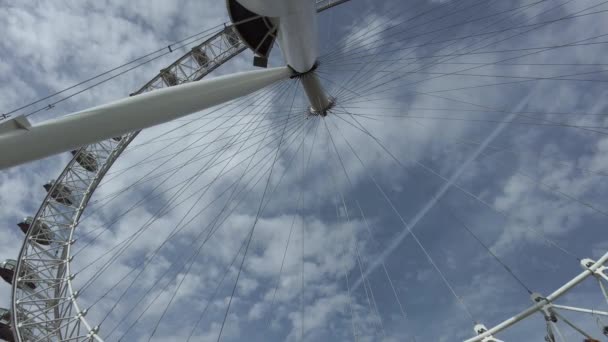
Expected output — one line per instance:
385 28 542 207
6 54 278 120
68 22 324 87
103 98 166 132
9 25 248 342
3 0 608 341
5 2 344 341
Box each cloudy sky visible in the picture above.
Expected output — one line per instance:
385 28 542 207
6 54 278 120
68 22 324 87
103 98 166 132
2 0 608 341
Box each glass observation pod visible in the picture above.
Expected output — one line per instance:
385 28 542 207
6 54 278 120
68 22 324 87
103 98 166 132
225 27 241 47
43 180 73 206
191 47 209 67
160 68 179 87
17 217 54 246
0 308 14 342
70 149 98 172
0 309 32 342
0 260 36 290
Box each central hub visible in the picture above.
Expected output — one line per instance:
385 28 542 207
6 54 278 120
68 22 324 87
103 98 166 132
290 63 335 116
299 72 334 116
228 0 333 115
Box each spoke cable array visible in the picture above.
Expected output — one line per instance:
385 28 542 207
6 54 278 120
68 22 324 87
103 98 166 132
8 0 608 341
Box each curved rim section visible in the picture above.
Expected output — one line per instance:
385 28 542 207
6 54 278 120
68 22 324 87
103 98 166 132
10 3 348 341
11 25 246 342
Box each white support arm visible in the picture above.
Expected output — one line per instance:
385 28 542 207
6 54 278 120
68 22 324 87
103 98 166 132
0 67 291 169
552 304 608 317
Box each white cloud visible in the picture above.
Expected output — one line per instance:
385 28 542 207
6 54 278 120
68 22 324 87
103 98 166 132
3 1 608 341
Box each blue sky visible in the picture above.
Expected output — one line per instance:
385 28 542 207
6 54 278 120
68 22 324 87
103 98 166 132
2 0 608 341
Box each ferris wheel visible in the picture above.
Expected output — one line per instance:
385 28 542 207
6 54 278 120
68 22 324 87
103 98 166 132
2 0 608 341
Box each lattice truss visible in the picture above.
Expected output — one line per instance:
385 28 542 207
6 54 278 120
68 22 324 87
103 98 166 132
137 27 245 92
9 26 245 342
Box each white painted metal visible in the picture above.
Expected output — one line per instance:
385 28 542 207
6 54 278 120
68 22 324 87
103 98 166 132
300 73 333 114
0 67 290 170
236 0 318 72
582 258 608 282
552 304 608 317
233 0 329 111
581 258 608 306
464 251 608 342
0 115 31 134
473 324 504 342
535 295 564 342
274 0 317 73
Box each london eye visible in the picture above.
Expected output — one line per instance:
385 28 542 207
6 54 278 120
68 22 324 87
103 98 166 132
1 0 608 341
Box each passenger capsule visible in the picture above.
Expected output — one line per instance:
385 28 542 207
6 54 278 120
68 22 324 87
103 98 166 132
0 308 14 342
71 150 98 172
191 47 209 67
160 69 179 86
226 28 240 47
17 217 53 245
43 180 73 206
0 260 36 290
